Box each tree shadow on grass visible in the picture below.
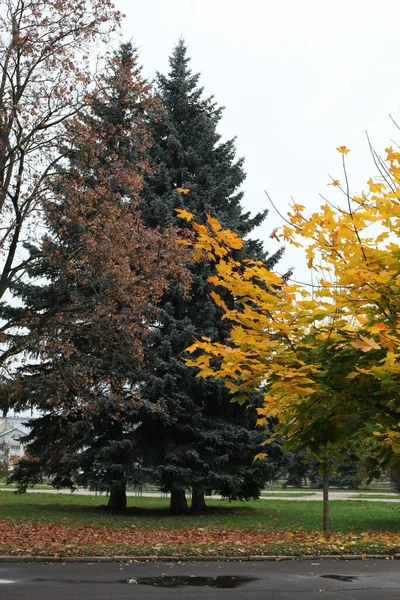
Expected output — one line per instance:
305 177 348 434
3 499 259 525
95 503 260 520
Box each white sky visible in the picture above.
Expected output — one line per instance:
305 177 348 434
117 0 400 278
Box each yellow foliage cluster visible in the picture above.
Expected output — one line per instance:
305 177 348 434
179 146 400 457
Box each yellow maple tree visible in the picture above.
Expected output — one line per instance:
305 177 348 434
179 146 400 535
184 148 400 440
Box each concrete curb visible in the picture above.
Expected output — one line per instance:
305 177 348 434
0 554 398 563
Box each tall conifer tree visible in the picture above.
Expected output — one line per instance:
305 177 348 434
136 40 284 514
8 44 190 509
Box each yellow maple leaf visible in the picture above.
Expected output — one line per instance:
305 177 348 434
207 275 220 285
379 333 396 352
328 180 340 187
210 291 228 311
367 322 388 334
186 342 199 354
206 213 222 232
175 208 194 222
351 336 380 353
253 452 267 461
195 367 215 378
336 146 350 155
220 229 243 250
175 187 191 194
225 380 239 393
367 178 384 193
385 147 400 162
346 372 359 380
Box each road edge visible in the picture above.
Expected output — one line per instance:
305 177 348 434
0 554 399 563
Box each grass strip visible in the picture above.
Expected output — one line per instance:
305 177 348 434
0 491 400 557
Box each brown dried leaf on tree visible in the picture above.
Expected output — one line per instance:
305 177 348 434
0 0 121 365
3 47 192 415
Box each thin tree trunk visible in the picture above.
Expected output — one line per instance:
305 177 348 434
170 487 189 515
322 461 330 539
107 483 127 510
191 486 207 512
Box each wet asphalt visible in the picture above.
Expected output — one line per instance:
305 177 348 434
1 559 400 599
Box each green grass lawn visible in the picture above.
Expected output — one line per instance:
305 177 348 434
1 491 400 557
0 490 399 532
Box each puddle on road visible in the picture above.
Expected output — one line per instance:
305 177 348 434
127 575 257 588
320 575 358 583
8 575 256 588
0 580 16 584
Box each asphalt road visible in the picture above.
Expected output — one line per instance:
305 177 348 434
1 559 400 599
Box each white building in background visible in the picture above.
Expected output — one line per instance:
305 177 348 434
0 416 30 459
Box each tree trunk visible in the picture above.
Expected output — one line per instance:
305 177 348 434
107 483 127 510
191 486 207 512
170 487 189 514
322 462 330 539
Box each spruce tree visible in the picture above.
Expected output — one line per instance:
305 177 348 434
136 40 284 514
8 44 190 509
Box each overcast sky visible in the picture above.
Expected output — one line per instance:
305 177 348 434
117 0 400 279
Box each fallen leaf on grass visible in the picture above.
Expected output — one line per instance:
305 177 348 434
0 520 399 558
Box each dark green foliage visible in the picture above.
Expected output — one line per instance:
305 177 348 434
136 40 285 511
308 453 364 489
11 394 148 512
8 43 171 509
283 450 310 488
282 449 364 490
9 40 286 513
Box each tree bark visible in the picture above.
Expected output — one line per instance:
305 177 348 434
191 486 207 512
170 487 189 514
107 483 127 510
322 461 330 539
